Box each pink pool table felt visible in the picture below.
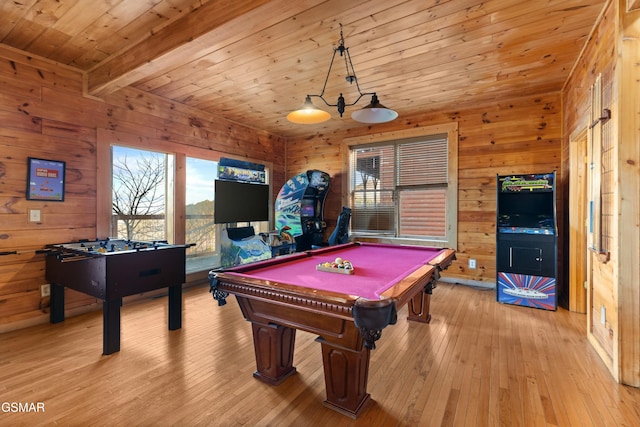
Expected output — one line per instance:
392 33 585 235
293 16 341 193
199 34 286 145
223 243 449 300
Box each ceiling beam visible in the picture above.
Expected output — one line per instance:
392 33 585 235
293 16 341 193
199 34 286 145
86 0 273 97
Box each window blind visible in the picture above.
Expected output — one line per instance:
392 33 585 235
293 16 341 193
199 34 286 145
350 134 448 238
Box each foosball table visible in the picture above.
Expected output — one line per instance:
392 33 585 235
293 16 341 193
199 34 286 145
45 238 189 355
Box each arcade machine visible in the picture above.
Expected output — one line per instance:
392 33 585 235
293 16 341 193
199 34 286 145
496 172 558 310
275 170 330 251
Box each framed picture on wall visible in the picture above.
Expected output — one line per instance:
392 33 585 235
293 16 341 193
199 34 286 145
26 157 66 202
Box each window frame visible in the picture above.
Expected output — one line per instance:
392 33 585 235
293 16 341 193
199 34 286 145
110 145 173 242
343 123 458 249
97 129 273 277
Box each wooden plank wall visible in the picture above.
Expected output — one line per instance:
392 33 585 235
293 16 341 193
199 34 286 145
561 0 640 387
285 92 563 292
562 0 619 379
616 0 640 388
0 44 286 330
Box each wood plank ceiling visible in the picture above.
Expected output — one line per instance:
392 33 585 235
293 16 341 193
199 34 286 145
0 0 606 138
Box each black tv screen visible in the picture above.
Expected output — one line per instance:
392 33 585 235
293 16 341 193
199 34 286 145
214 180 270 224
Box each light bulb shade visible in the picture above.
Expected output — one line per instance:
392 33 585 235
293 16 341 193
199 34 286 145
351 95 398 124
287 96 331 124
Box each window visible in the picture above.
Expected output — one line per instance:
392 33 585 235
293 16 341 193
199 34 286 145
111 146 172 242
101 139 273 274
185 157 218 272
347 124 457 248
184 158 270 272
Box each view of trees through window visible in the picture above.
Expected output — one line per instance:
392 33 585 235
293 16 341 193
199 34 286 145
111 146 270 273
112 146 170 242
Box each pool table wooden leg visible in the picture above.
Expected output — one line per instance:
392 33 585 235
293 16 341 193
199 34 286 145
317 338 371 419
250 322 297 385
407 290 432 323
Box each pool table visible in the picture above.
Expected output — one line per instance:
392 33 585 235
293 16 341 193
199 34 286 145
208 242 455 418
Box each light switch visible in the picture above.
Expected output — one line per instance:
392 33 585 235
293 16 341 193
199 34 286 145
29 209 41 223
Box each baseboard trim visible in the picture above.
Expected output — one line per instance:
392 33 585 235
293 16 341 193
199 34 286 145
440 276 496 289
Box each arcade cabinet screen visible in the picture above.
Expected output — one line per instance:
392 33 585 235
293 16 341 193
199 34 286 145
300 199 315 217
499 192 555 228
214 180 270 224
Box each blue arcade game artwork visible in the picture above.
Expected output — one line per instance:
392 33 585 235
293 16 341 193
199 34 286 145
497 272 556 310
275 172 309 237
275 170 330 251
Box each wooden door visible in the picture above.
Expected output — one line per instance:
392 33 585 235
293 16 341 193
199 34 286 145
568 130 588 313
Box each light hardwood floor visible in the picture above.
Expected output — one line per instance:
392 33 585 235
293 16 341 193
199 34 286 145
1 282 639 426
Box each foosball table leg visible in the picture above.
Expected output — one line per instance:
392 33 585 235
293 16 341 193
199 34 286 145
168 284 182 330
103 298 122 355
50 283 65 324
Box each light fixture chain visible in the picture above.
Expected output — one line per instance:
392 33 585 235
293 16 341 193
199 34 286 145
286 23 397 124
344 46 367 101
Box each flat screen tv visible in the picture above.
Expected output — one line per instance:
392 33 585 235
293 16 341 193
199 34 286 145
214 180 270 224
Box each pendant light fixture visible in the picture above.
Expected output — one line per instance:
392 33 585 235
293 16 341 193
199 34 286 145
286 25 398 125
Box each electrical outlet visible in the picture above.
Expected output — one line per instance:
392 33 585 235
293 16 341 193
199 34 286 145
600 305 606 325
41 284 51 297
469 259 476 269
